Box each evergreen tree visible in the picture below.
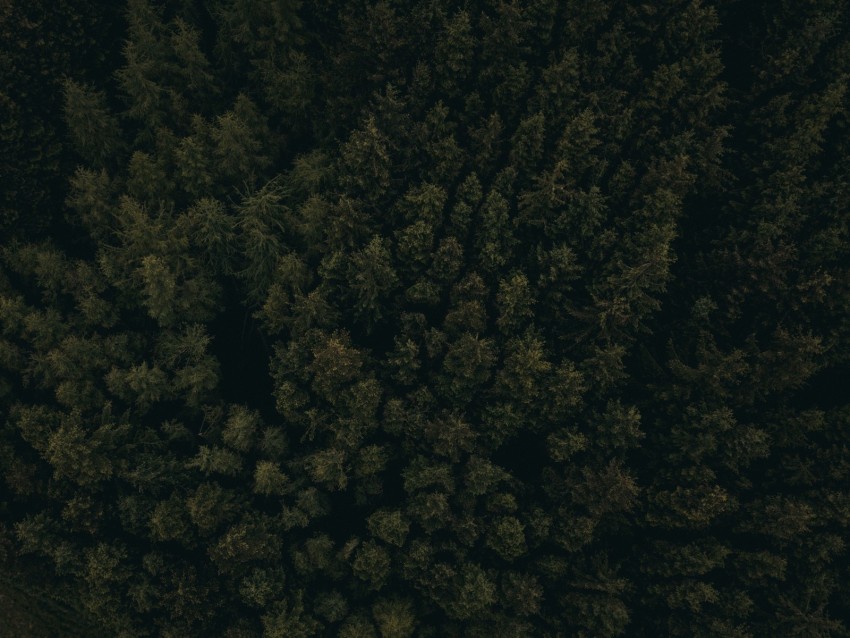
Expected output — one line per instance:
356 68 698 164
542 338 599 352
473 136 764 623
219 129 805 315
2 1 850 636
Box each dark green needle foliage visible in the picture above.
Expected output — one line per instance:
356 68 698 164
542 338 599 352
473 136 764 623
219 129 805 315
1 0 849 636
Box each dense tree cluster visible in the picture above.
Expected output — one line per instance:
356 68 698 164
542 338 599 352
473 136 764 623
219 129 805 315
1 0 849 636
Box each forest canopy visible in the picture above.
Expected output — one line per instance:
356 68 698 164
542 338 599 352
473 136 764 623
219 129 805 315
1 0 849 636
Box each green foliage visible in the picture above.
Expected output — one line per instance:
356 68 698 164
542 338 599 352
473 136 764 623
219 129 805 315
62 80 124 167
367 510 409 547
372 597 416 638
3 0 850 636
